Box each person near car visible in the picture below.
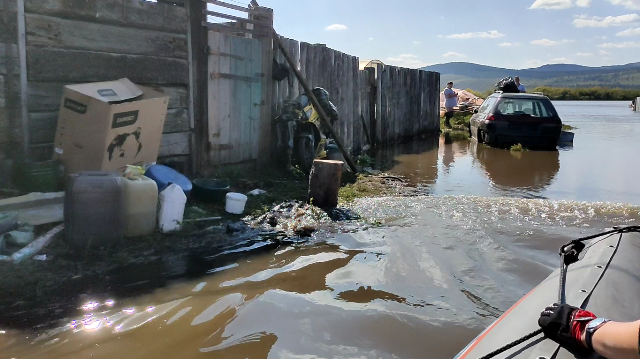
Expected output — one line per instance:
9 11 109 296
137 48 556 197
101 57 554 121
515 76 526 93
539 303 640 359
443 81 458 128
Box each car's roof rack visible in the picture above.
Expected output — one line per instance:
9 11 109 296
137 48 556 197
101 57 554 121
532 92 544 96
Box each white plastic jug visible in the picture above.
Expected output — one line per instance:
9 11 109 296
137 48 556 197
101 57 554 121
158 184 187 233
225 193 248 215
122 175 158 238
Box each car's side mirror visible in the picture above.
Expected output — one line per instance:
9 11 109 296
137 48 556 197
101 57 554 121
473 109 479 114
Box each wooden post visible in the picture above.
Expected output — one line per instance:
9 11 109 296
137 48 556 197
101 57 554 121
188 0 208 174
308 159 343 209
16 0 28 161
272 33 358 173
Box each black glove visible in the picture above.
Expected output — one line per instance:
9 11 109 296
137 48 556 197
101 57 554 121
539 303 596 352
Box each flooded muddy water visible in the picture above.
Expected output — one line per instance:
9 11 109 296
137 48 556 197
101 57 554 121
2 101 640 359
381 101 640 204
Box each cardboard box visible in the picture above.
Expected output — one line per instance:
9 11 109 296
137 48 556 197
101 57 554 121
52 79 169 176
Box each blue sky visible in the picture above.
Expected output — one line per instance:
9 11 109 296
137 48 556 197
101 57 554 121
245 0 640 69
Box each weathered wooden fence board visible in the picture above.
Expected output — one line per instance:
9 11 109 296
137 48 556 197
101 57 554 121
159 131 190 157
27 48 189 84
26 14 188 59
24 0 187 33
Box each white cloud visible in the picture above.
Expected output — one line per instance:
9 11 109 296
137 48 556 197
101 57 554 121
445 30 505 39
617 27 640 35
498 42 513 47
442 52 466 58
600 49 611 55
572 14 640 27
598 41 640 47
369 37 374 41
325 24 348 31
576 52 593 56
529 0 591 9
531 38 573 45
385 54 431 68
551 57 572 62
413 41 421 44
525 59 544 67
607 0 640 10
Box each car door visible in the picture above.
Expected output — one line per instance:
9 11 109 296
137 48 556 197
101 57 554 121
471 97 496 136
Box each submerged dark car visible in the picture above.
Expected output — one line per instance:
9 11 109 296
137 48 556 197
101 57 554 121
469 92 562 150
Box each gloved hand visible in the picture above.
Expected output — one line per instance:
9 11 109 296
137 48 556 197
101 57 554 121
538 303 596 352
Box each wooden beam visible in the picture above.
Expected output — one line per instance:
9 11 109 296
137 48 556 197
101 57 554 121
17 0 29 160
188 0 208 175
203 10 266 26
27 48 189 84
273 33 358 173
204 0 248 13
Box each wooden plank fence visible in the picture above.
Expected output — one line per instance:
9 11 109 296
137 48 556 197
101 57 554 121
1 0 192 168
272 37 441 155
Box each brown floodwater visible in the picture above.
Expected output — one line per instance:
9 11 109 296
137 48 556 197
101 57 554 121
1 101 639 359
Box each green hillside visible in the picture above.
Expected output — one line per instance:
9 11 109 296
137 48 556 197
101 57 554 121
423 62 640 92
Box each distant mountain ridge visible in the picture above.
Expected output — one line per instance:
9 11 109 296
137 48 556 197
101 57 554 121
421 62 640 91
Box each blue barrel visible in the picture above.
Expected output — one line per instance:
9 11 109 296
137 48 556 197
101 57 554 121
144 165 192 197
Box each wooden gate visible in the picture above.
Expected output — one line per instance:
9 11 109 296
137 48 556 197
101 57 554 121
207 31 262 166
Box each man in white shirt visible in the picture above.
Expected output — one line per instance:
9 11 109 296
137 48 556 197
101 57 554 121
443 81 458 128
515 76 526 93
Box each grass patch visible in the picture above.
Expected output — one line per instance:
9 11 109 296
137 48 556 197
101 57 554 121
440 113 472 143
510 143 526 152
339 175 396 204
562 124 577 131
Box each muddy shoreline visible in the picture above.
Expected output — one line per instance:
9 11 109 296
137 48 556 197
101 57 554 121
0 170 417 331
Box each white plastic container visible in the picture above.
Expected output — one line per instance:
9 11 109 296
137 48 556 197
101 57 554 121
225 193 248 214
122 175 158 238
158 184 187 233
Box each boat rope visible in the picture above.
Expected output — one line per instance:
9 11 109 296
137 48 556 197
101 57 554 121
478 225 640 359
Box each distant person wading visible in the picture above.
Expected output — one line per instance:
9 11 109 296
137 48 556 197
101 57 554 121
444 81 458 128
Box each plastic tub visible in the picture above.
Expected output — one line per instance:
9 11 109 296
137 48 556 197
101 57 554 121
192 179 230 203
122 175 158 238
225 193 248 215
158 184 187 233
144 164 192 197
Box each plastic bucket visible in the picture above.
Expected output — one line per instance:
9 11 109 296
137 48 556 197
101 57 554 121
225 193 248 215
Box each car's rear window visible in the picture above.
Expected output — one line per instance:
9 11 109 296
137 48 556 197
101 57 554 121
494 98 557 117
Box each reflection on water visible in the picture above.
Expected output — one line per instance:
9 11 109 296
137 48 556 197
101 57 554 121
472 141 560 195
378 101 640 204
2 102 640 359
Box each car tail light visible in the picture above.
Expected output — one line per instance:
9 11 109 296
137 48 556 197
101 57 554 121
486 114 495 121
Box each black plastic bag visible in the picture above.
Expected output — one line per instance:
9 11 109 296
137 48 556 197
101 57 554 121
311 87 339 124
272 59 290 82
495 77 520 93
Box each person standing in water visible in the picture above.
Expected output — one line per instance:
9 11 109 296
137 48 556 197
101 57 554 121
443 81 458 128
539 303 640 359
515 76 526 93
